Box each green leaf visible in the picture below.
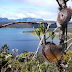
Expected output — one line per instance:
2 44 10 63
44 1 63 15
49 32 55 41
38 23 46 34
33 27 40 37
49 32 52 37
43 24 45 33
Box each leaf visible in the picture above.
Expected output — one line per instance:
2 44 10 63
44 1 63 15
49 32 52 37
33 27 40 37
43 24 45 33
38 23 46 34
38 25 43 34
49 32 55 41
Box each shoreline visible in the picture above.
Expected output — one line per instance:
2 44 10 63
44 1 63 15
22 28 72 39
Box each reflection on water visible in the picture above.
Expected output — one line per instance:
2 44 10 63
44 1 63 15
0 28 59 54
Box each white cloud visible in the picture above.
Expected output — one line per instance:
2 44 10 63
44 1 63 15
10 0 72 8
0 8 58 21
11 0 58 7
0 12 27 19
1 0 72 21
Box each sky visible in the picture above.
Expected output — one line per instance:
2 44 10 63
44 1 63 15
0 0 72 21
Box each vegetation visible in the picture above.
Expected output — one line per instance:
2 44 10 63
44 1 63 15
0 24 72 72
0 33 72 72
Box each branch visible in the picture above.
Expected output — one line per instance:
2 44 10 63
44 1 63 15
56 0 62 8
64 38 72 43
65 42 72 52
31 23 51 61
31 35 44 61
56 0 69 10
37 58 41 72
46 27 58 40
0 21 55 28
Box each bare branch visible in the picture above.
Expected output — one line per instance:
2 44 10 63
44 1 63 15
56 0 62 8
64 38 72 43
56 0 69 10
0 21 56 28
31 35 44 61
65 42 72 52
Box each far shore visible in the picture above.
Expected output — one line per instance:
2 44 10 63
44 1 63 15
22 28 72 40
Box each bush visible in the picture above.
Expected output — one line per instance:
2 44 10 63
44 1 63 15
18 58 24 62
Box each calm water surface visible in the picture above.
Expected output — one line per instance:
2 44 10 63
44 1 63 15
0 28 59 54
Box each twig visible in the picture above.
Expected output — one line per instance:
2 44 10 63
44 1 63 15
64 38 72 44
1 61 9 72
37 58 41 72
45 23 51 33
65 42 72 52
31 23 51 61
31 35 44 61
46 27 58 40
0 21 55 28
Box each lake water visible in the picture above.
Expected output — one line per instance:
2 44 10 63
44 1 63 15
0 28 59 54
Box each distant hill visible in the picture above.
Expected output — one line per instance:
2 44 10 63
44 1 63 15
0 17 44 22
0 18 13 22
0 17 72 28
15 17 44 22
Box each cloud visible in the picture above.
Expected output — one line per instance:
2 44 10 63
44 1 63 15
0 12 27 19
10 0 72 8
3 8 10 10
0 8 58 21
11 0 58 7
1 0 72 21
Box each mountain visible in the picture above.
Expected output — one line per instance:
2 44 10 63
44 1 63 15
15 17 43 22
0 17 72 28
0 18 15 22
0 17 44 22
0 18 10 22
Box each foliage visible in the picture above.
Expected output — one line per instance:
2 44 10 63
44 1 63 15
2 44 9 52
19 52 34 57
1 49 72 72
49 32 55 42
4 57 10 61
22 50 28 53
38 23 45 34
40 63 46 71
9 60 12 64
65 51 72 71
0 44 72 72
18 58 24 62
1 54 5 58
33 27 40 37
33 23 46 38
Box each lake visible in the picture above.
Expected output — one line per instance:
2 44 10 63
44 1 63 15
0 28 59 54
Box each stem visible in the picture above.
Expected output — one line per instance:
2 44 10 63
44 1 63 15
65 42 72 52
65 24 67 50
56 0 62 8
43 34 46 46
46 27 58 40
53 27 58 32
37 57 41 72
38 37 41 42
64 38 72 44
59 26 65 51
31 35 44 61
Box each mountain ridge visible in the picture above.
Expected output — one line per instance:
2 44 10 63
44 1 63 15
0 17 44 22
0 17 72 28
